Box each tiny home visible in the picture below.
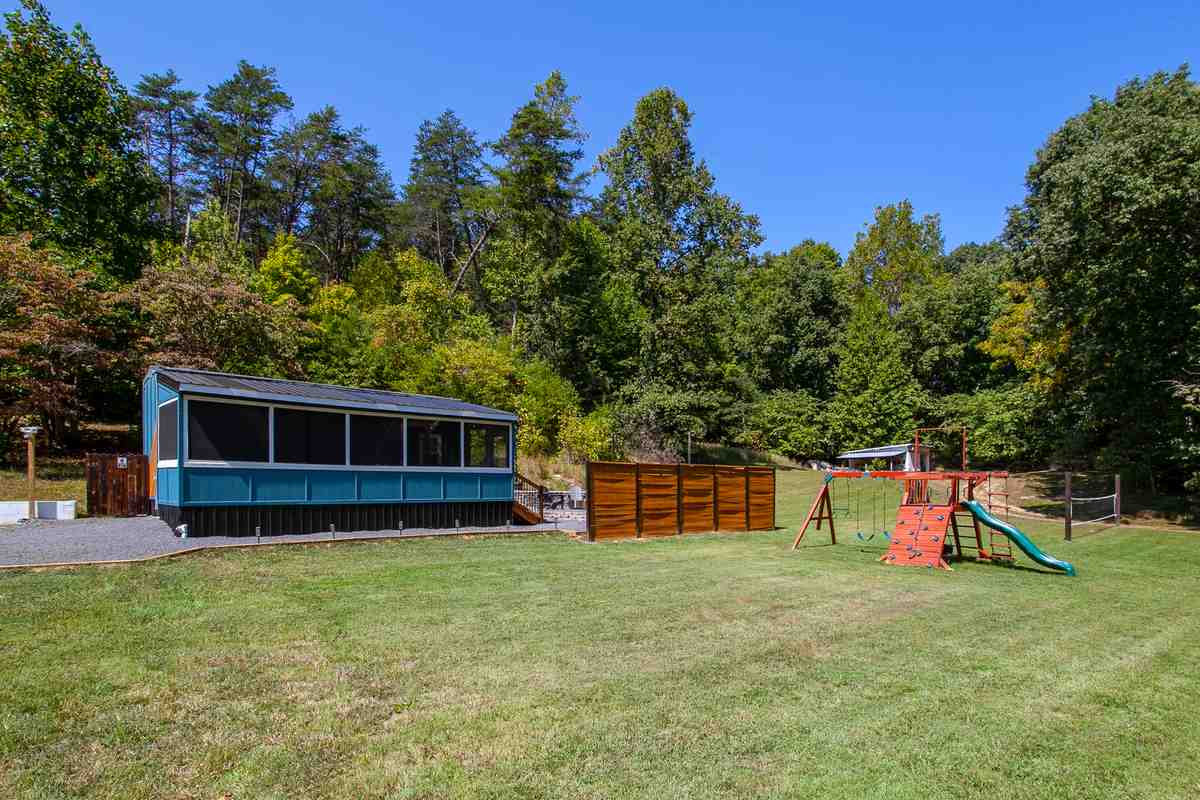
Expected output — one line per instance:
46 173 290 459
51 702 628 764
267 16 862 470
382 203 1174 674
142 366 519 536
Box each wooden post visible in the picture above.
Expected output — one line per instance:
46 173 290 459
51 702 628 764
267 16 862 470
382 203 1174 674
712 466 719 532
26 432 35 521
675 463 683 535
585 462 596 542
743 467 750 531
1064 471 1072 542
826 487 837 545
1114 473 1121 524
771 468 777 529
634 463 643 538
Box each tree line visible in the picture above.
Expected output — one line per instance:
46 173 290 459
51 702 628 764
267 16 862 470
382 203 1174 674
1 1 1197 493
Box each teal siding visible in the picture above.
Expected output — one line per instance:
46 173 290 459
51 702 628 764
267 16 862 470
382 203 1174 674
142 375 180 456
157 467 180 505
147 371 515 511
481 474 514 499
309 472 356 502
404 474 442 501
253 471 308 503
185 470 251 503
445 475 479 500
359 473 404 501
177 468 511 506
143 376 154 454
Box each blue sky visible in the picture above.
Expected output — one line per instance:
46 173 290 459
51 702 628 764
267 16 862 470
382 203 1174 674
27 1 1200 254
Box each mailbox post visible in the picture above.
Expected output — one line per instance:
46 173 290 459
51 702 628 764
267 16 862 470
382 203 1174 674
20 426 40 521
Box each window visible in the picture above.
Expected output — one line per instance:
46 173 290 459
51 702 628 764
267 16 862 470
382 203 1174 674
158 400 178 461
465 423 509 468
274 408 346 465
188 400 269 462
350 415 405 466
406 419 461 467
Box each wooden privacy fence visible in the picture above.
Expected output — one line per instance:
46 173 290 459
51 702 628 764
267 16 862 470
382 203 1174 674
586 462 776 541
86 453 151 517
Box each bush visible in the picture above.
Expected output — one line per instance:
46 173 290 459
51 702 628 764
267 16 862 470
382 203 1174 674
558 405 622 463
514 360 580 456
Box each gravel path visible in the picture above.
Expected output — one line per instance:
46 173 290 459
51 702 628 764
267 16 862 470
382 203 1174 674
0 515 581 568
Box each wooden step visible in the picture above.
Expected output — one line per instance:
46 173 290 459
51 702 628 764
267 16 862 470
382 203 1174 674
512 501 542 525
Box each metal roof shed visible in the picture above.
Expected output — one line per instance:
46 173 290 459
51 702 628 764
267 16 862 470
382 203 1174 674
835 443 930 472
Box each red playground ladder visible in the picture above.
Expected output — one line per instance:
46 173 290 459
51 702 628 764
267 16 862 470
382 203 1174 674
881 503 954 571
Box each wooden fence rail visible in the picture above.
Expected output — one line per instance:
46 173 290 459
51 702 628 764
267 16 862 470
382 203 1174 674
585 461 775 541
86 453 151 517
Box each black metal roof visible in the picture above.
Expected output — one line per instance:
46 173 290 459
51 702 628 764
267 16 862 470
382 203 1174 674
151 366 517 422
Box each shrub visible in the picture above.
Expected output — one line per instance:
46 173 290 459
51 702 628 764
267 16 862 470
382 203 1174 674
558 405 622 463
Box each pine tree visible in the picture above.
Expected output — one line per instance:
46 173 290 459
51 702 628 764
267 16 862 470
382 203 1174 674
826 291 924 451
132 70 198 234
490 70 587 253
400 110 488 279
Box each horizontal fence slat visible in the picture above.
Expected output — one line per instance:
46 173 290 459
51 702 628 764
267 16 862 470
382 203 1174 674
587 461 774 541
747 468 775 530
716 466 748 532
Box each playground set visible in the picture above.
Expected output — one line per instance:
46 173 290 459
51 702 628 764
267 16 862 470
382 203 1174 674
793 428 1077 576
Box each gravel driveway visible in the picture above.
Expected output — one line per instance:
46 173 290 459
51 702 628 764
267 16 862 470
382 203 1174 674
0 515 580 568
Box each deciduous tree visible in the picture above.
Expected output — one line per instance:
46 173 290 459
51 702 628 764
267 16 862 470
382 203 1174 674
598 88 761 445
844 200 943 314
0 236 118 445
0 1 156 279
734 241 843 398
1006 66 1200 485
132 253 305 378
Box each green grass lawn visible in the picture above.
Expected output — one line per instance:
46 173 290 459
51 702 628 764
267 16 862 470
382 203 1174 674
3 470 1199 798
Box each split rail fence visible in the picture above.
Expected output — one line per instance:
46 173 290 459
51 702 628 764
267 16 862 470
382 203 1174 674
585 461 776 541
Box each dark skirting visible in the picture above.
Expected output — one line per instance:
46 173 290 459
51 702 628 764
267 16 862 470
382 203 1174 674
157 501 514 537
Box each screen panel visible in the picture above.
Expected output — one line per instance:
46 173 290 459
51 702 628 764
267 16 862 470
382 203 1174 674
406 419 462 467
350 414 405 466
187 400 269 462
274 407 346 465
465 422 510 468
158 400 178 461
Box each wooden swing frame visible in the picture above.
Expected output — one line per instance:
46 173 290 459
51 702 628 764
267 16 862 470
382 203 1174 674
791 469 999 550
792 480 837 548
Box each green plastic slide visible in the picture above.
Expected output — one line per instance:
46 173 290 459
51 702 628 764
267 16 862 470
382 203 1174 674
961 500 1077 576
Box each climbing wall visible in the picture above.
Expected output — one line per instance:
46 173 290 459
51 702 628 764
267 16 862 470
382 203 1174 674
881 503 953 571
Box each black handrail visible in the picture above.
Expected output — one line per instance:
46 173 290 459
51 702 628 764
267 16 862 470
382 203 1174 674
514 472 545 523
